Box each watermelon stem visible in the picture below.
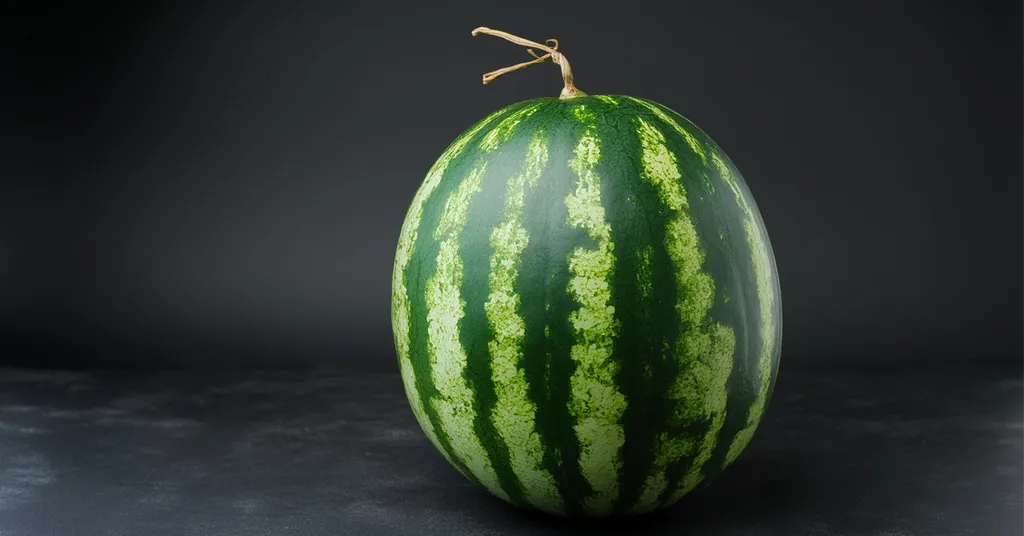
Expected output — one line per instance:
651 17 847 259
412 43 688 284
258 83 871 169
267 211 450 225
471 27 586 99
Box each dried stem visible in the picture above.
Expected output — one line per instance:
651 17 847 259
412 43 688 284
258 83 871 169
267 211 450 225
471 27 584 99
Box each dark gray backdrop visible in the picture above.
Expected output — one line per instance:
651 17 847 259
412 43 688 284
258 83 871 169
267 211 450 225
2 0 1021 369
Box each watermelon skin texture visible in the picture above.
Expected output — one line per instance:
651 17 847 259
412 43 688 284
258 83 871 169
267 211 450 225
391 95 782 517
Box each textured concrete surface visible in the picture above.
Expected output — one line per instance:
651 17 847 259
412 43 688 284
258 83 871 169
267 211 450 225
0 363 1019 535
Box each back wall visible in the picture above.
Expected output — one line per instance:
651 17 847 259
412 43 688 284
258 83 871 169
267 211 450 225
2 0 1020 368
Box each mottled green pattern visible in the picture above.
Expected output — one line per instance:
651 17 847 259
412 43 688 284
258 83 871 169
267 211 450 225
480 104 542 152
714 151 779 467
425 167 509 501
669 322 736 502
564 116 626 516
485 136 564 513
628 97 708 166
392 95 780 517
392 108 505 457
636 245 654 299
630 117 735 513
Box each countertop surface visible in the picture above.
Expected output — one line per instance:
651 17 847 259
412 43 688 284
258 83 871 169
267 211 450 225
0 362 1020 535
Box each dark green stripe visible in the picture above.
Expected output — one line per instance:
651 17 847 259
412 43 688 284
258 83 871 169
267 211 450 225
704 138 777 478
405 102 531 482
597 98 682 512
641 102 760 500
518 103 592 515
458 116 546 508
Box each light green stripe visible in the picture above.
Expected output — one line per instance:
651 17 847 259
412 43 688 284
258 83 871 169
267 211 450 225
565 121 626 516
630 117 735 513
668 321 736 504
392 109 504 457
714 152 777 467
426 166 509 502
479 103 542 152
627 97 707 166
595 95 619 106
484 135 564 514
637 245 654 300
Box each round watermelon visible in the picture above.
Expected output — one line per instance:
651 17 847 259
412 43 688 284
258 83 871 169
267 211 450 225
391 32 781 517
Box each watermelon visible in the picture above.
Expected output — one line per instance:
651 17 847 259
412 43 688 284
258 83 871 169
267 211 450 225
391 31 781 517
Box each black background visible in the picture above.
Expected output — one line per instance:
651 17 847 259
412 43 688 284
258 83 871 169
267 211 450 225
3 0 1021 370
